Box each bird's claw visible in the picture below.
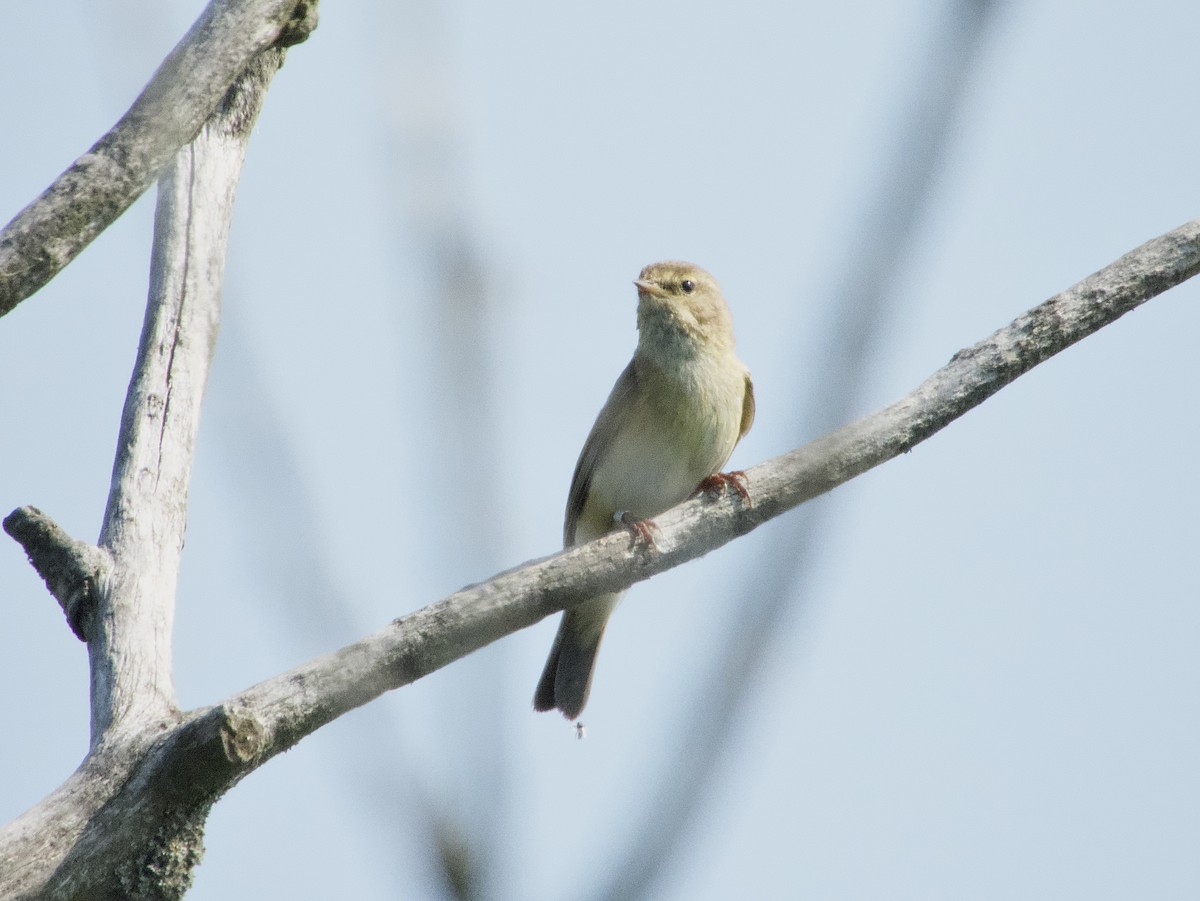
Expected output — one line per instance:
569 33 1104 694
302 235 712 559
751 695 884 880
616 510 658 550
696 470 751 505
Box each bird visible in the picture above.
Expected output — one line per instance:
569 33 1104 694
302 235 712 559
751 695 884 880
533 260 755 720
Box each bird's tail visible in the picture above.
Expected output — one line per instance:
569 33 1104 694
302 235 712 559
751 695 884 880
533 593 621 720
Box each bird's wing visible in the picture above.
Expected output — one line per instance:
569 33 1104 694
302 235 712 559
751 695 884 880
739 371 755 441
564 359 642 547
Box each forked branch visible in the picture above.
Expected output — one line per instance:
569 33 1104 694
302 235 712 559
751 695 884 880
0 0 316 318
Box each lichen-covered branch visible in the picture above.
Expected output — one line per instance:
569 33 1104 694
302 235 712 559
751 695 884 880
0 0 316 318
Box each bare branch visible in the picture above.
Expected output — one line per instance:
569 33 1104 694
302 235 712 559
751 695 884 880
3 216 1196 899
0 0 316 318
90 45 286 742
0 707 264 901
0 40 290 901
221 217 1200 764
599 3 1005 894
2 506 111 641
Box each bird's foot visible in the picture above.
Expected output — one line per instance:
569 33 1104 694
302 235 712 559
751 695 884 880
696 470 751 505
615 510 658 550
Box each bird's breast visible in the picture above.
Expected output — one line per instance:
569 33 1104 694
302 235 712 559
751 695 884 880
576 353 745 542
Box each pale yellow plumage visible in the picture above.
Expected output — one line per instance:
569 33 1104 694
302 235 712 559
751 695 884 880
534 261 754 720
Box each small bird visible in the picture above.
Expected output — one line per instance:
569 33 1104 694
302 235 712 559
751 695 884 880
533 261 755 720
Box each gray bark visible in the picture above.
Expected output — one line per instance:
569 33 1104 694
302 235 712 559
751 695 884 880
0 0 316 319
5 213 1197 896
0 39 292 901
1 0 1198 896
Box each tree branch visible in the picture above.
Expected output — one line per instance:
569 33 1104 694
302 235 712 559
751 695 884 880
0 33 292 901
3 214 1197 897
0 0 316 319
599 3 1005 894
214 216 1200 767
2 506 111 641
89 45 286 744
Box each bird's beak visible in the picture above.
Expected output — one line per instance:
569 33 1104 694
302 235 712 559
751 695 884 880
634 279 664 296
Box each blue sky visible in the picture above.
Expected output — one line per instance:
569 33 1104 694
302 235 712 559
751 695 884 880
1 1 1198 898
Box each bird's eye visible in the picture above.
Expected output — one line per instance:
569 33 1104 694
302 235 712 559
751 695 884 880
680 279 696 294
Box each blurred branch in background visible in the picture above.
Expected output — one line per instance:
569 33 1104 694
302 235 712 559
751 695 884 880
186 2 518 897
79 2 442 894
375 0 510 895
414 230 509 901
596 1 1004 898
208 326 450 890
215 2 509 895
